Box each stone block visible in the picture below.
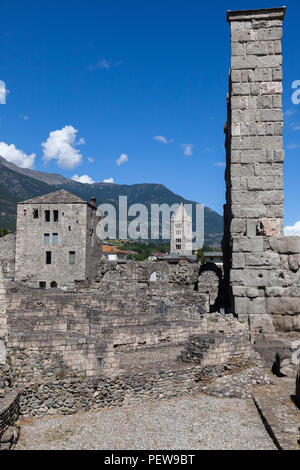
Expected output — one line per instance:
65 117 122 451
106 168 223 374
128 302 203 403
274 150 285 162
231 70 242 82
260 110 283 122
231 83 250 96
249 68 273 82
232 253 245 269
248 297 267 314
231 29 255 43
254 136 283 150
249 313 275 332
246 41 269 56
246 219 258 236
247 176 274 190
231 218 247 234
245 252 280 269
231 42 246 56
269 237 300 254
267 297 300 315
257 218 282 237
257 27 282 41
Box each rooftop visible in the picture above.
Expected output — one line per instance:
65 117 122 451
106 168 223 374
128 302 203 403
19 190 88 205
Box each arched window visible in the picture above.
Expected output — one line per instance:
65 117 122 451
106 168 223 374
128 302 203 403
149 271 157 282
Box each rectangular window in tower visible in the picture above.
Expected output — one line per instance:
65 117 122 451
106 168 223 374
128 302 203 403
69 251 75 265
33 209 39 219
52 233 58 245
53 210 59 222
46 251 52 265
45 210 50 222
44 233 50 244
176 244 181 249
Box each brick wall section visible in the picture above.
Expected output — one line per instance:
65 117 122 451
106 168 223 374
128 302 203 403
223 7 300 335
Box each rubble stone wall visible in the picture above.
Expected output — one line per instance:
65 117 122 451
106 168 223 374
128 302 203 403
0 390 19 450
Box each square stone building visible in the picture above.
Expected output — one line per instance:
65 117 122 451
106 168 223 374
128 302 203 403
15 190 100 288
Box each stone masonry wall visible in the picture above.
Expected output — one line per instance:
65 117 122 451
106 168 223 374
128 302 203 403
0 234 15 281
0 390 19 450
178 332 251 366
223 7 300 335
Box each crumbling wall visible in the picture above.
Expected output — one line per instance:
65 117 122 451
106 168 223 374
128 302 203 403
178 333 251 366
223 7 300 336
0 234 15 281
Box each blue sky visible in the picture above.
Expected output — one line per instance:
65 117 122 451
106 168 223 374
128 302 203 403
0 0 299 227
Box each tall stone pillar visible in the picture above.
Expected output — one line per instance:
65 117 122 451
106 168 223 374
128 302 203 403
223 8 300 335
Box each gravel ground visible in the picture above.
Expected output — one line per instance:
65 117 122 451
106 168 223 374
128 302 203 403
16 393 276 450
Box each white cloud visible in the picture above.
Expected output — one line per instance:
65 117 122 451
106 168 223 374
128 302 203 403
116 153 128 166
87 59 123 71
0 80 8 104
0 142 36 168
153 135 174 145
42 125 84 170
87 157 94 163
286 143 300 150
103 177 115 183
71 174 95 184
214 162 226 168
284 109 296 117
284 221 300 237
181 143 193 156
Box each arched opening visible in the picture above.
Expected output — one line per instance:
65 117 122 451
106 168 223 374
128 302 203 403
197 262 225 313
50 281 57 288
149 271 157 282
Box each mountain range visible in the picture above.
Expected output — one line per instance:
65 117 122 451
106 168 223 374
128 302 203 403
0 156 223 246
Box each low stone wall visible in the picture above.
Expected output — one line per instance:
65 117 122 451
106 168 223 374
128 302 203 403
16 365 201 416
16 359 250 417
0 390 19 450
178 333 251 366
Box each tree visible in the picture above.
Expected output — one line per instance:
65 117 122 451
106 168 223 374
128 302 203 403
0 227 10 238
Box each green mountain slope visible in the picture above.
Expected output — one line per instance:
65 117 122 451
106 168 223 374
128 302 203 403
0 159 223 246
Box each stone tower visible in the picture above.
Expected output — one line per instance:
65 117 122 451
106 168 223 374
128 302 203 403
223 7 300 335
170 203 193 255
15 190 101 288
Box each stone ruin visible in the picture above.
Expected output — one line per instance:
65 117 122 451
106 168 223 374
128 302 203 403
0 5 299 450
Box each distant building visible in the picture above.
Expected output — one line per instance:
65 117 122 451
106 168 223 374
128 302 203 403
147 252 166 261
101 244 137 261
203 251 223 266
15 190 101 288
170 203 193 256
